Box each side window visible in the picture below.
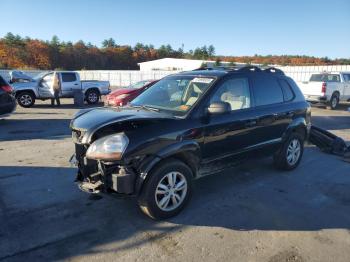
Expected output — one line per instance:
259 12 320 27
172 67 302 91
210 77 251 111
278 79 295 101
42 73 54 83
343 74 350 82
61 73 77 82
252 75 284 106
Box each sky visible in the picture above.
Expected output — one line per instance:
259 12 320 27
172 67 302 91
1 0 349 58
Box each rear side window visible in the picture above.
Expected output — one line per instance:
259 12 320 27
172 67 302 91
310 74 340 82
251 75 284 106
61 73 77 82
343 74 350 82
278 79 295 101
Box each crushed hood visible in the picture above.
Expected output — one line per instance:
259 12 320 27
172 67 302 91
70 107 174 144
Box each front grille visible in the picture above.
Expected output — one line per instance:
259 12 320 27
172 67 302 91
75 143 98 176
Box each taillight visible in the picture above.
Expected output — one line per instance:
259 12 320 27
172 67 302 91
1 85 13 93
321 82 327 94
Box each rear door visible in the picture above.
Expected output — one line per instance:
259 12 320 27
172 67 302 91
249 73 292 146
342 73 350 99
60 72 80 97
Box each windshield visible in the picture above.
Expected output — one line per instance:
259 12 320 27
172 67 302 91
131 75 215 116
310 74 340 82
128 80 151 89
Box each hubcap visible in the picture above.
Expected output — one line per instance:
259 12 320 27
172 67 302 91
88 92 98 103
155 172 187 212
332 97 337 107
20 95 32 106
286 138 301 166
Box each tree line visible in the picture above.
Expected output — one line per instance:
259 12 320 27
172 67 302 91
0 32 349 70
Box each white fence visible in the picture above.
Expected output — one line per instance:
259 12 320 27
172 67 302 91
1 65 350 87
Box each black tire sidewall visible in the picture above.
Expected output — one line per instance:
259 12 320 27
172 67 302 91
86 90 99 104
274 133 304 170
17 92 35 108
138 159 193 220
329 94 339 110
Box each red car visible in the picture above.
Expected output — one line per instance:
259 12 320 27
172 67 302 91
105 80 158 107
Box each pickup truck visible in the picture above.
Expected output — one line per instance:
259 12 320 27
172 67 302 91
298 72 350 109
11 71 111 107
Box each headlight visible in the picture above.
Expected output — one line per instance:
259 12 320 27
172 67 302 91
116 94 130 100
86 133 129 161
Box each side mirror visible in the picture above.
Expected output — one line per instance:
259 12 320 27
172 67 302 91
207 102 231 114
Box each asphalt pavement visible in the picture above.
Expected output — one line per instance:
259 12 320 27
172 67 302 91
0 100 349 262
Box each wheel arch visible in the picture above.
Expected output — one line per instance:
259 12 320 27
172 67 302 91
15 89 37 99
282 117 308 142
85 87 101 96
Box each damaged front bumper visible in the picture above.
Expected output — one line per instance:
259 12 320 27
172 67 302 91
70 153 136 195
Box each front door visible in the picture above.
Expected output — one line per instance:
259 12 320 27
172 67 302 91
202 75 257 166
38 72 54 98
60 72 79 97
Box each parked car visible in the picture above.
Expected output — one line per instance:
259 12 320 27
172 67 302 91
0 75 16 118
70 66 311 219
105 80 158 107
11 71 111 107
298 72 350 109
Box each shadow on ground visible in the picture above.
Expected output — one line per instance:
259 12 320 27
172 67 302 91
0 118 71 141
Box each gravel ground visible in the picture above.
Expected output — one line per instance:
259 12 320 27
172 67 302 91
0 99 350 262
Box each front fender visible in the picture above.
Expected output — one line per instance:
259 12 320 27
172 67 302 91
134 140 201 194
12 82 39 97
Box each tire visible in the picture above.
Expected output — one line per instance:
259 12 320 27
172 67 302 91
85 89 100 104
16 91 35 108
273 132 304 170
138 159 193 220
328 93 339 110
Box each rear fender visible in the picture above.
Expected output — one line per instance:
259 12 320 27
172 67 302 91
282 117 308 142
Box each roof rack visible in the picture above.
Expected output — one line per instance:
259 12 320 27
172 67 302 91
193 65 285 75
263 67 285 75
236 66 261 73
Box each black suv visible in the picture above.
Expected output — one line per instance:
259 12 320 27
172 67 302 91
70 66 311 219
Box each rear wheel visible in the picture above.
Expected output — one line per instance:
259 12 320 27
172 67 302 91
17 91 35 108
274 133 304 170
85 89 100 104
138 159 192 220
328 93 339 110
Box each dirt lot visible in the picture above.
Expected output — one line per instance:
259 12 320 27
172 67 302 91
1 100 350 262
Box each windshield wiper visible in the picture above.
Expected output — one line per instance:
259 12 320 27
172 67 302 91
131 104 160 112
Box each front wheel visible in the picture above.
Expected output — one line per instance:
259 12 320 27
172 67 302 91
17 92 35 108
138 159 193 220
85 89 100 104
274 133 304 170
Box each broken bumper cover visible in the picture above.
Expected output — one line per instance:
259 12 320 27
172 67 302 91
69 154 136 195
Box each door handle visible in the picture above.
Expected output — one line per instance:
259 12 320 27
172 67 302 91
245 119 257 127
286 111 295 117
74 83 79 86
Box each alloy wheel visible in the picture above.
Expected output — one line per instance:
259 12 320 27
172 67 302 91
20 94 32 106
155 172 188 212
286 138 301 166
